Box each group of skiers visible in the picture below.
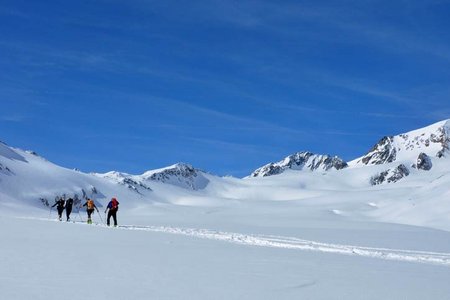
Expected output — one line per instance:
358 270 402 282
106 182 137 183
51 197 120 226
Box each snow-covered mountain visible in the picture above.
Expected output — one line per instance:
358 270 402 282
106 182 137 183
0 141 147 211
0 141 215 213
250 151 348 177
248 120 450 185
351 120 450 166
95 163 210 191
141 163 210 190
349 120 450 185
92 171 153 194
2 119 450 229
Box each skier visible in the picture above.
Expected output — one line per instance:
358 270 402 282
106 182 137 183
105 197 119 227
52 197 65 221
82 198 98 224
65 197 74 221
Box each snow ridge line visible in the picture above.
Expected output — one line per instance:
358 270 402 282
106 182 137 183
23 217 450 267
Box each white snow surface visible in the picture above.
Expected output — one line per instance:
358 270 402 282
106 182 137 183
2 120 450 299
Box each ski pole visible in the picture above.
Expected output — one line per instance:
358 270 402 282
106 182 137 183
48 206 53 219
96 208 105 225
77 205 84 222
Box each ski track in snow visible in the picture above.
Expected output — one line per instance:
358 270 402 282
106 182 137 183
22 217 450 267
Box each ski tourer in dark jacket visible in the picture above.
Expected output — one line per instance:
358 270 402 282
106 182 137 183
105 197 119 227
65 198 74 221
52 199 65 221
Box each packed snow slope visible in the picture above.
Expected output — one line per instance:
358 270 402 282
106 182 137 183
3 215 450 300
1 119 450 299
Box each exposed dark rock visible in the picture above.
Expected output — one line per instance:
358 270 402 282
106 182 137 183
252 164 284 177
370 171 388 186
0 163 12 175
370 164 410 185
122 178 152 193
360 136 396 165
143 163 209 190
40 198 49 207
41 189 101 209
389 164 410 183
250 152 348 177
416 153 432 171
147 163 198 181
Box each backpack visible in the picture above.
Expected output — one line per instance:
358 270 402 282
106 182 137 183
111 198 119 210
87 199 94 209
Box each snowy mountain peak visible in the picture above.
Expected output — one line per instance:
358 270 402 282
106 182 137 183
97 170 132 180
352 119 450 167
95 163 210 191
141 162 195 177
141 162 209 190
250 151 348 177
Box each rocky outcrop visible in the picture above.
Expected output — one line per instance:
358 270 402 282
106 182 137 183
412 153 432 171
250 152 348 177
142 163 210 190
355 120 450 166
0 162 12 175
370 164 410 185
39 188 102 209
433 125 450 157
252 164 284 177
145 163 197 182
122 178 153 193
97 171 153 194
359 136 397 165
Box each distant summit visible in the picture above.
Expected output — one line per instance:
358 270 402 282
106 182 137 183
351 119 450 166
94 171 153 194
250 151 348 177
96 163 210 191
248 120 450 184
141 163 210 190
349 119 450 185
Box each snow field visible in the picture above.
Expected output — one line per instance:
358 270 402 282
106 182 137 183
2 216 450 300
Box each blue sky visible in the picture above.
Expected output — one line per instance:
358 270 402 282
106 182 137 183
1 0 450 177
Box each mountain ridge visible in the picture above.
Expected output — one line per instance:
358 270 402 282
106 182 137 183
1 119 450 211
350 119 450 166
248 119 450 182
249 151 348 177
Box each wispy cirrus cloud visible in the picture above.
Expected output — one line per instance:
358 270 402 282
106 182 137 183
139 94 381 138
425 109 450 121
0 6 29 18
184 136 282 155
0 40 114 72
229 1 450 64
0 114 28 122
